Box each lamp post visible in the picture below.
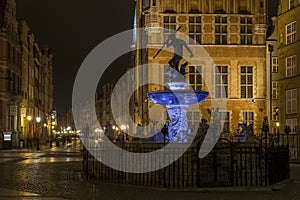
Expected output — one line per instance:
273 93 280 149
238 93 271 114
276 122 280 146
284 125 291 147
51 121 55 147
36 117 41 150
27 116 32 148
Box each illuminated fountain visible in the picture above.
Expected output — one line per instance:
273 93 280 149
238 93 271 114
147 81 208 142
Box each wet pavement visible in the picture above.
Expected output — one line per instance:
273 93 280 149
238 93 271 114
0 141 300 200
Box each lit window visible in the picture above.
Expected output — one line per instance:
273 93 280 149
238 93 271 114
272 57 278 73
163 15 177 41
215 16 227 44
286 89 297 114
186 66 202 90
220 111 230 133
272 81 278 99
189 16 201 45
242 111 254 126
286 118 297 133
286 21 296 44
286 55 297 77
215 66 228 98
240 66 253 98
240 17 253 44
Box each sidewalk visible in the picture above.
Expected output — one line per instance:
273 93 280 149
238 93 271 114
0 143 53 153
0 188 67 200
0 140 82 153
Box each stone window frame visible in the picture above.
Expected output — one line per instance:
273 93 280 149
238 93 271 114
240 16 253 45
186 65 202 90
286 88 297 114
286 118 297 133
241 111 254 126
162 15 177 42
219 110 231 134
272 81 278 100
187 109 201 125
286 21 296 45
188 15 202 45
286 55 297 77
272 57 278 73
215 65 228 99
215 16 228 45
240 66 253 99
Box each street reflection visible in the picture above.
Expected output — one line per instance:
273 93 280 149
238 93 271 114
20 157 82 164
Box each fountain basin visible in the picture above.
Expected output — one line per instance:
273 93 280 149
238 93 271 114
147 90 209 106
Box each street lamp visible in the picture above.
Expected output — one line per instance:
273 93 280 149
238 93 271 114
36 117 41 150
276 122 280 146
27 116 32 148
284 125 291 147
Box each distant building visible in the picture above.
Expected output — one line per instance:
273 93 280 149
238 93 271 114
0 0 54 148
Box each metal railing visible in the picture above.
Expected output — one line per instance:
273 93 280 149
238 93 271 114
83 138 290 188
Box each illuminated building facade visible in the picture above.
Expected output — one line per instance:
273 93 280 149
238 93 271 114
133 0 268 136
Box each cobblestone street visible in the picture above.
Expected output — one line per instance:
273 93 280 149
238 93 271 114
0 141 299 200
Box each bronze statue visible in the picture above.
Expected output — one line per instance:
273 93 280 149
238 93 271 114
166 33 193 76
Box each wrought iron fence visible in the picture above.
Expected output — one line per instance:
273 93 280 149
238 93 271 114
83 138 290 188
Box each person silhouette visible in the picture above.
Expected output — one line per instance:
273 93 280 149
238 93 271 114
166 33 193 76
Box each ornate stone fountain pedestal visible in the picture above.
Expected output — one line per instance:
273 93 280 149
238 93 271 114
147 82 208 142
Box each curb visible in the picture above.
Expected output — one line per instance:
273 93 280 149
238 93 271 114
86 178 293 193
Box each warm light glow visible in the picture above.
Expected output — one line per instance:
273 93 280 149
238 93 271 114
112 125 116 130
276 122 280 127
120 125 127 131
44 123 47 127
27 116 32 121
36 117 41 123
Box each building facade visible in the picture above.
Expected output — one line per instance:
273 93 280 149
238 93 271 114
278 0 300 134
266 16 279 133
133 0 268 137
277 0 300 162
0 0 54 148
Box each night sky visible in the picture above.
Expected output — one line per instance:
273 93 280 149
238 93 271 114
16 0 135 112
